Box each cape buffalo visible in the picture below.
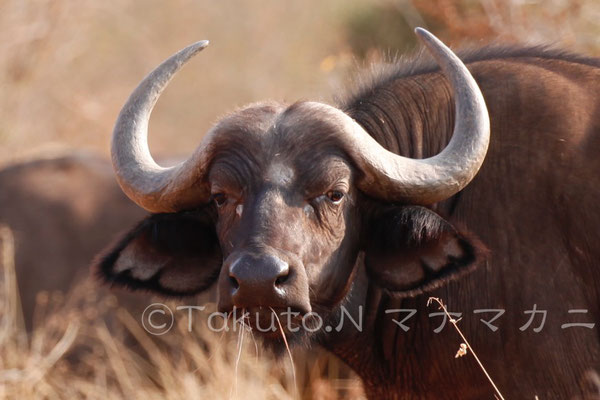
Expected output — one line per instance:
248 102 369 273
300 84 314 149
0 153 145 326
96 28 600 399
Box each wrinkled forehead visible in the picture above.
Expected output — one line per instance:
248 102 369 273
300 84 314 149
208 101 354 171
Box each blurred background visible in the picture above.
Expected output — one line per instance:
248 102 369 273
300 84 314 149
1 0 599 165
0 0 599 399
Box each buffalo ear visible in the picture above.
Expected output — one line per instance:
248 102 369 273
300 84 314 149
94 209 222 297
364 206 486 296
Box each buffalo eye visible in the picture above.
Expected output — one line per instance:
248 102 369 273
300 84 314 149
326 190 344 204
212 193 227 208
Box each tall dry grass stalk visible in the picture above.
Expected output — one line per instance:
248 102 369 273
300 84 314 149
0 225 23 342
428 297 505 400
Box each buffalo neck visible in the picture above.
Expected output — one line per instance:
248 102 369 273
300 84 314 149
319 265 492 399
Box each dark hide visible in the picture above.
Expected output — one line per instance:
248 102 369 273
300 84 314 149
335 46 600 399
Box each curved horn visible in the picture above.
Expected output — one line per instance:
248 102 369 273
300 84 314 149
111 40 214 213
333 27 490 204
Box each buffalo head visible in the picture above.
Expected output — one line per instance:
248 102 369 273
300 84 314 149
97 28 489 345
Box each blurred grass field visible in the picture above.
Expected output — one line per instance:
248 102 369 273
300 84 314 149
1 1 599 399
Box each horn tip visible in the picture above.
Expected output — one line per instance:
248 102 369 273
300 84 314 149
414 27 434 43
194 40 210 49
414 27 450 55
182 40 209 58
185 40 210 55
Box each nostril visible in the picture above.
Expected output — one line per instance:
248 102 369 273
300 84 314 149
274 270 290 286
229 275 240 290
273 259 290 286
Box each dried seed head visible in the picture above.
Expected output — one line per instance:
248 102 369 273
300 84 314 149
455 343 468 358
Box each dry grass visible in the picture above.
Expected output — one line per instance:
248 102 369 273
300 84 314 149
1 1 600 398
0 224 364 399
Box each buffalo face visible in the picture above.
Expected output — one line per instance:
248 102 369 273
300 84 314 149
98 103 366 343
96 28 489 348
97 103 483 347
209 105 363 334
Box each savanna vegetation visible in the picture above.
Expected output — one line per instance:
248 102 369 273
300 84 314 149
1 1 598 398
